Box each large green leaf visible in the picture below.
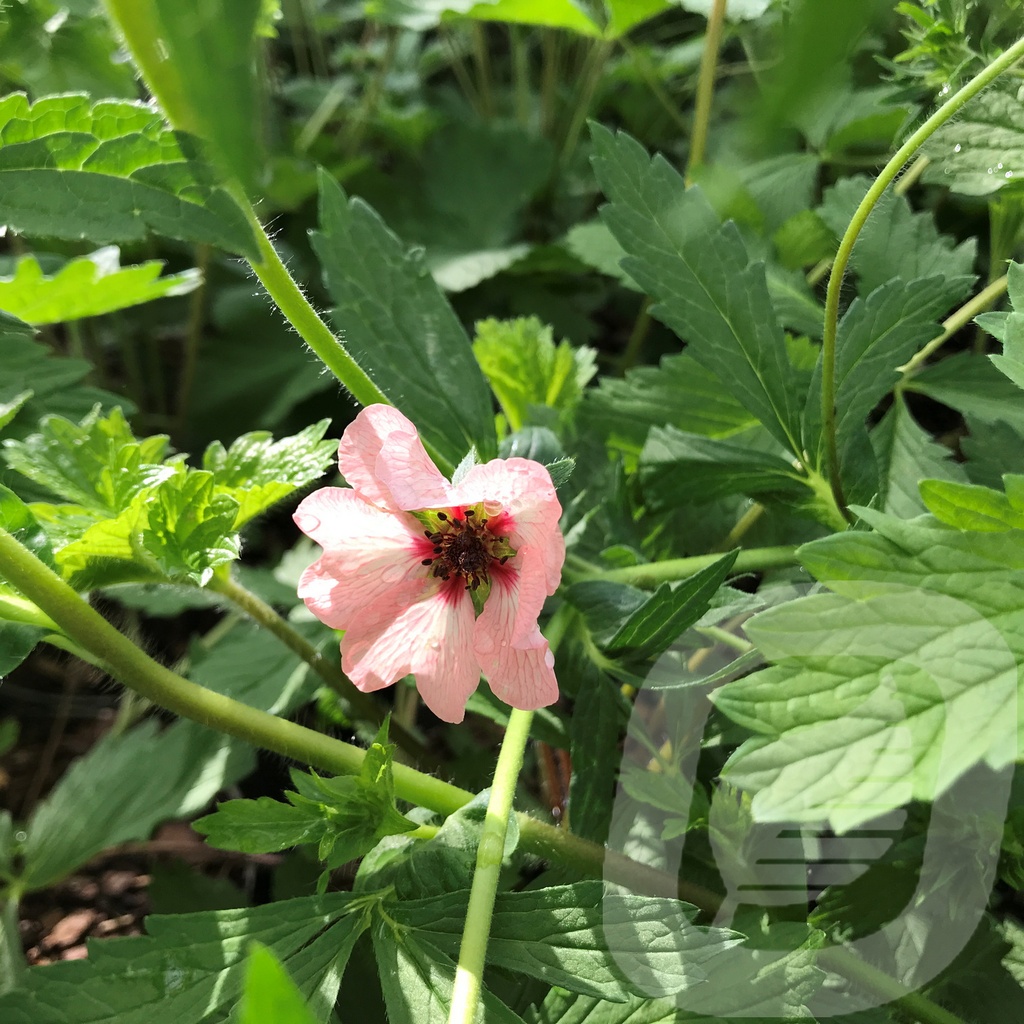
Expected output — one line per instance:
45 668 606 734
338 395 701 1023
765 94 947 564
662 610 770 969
639 428 807 509
818 176 976 299
473 317 597 433
923 83 1024 196
714 505 1023 831
372 923 526 1024
16 718 251 893
0 93 257 257
0 248 199 325
239 945 319 1024
526 989 681 1024
152 0 264 189
310 171 496 469
0 893 368 1023
804 276 957 503
977 260 1024 390
56 467 240 588
393 881 742 1000
201 420 336 527
583 354 758 460
591 124 803 454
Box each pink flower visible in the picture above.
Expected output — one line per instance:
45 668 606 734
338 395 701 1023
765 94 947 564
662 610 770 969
293 405 565 724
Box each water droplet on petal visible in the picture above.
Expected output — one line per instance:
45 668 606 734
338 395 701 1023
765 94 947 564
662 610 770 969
953 143 962 153
294 512 320 533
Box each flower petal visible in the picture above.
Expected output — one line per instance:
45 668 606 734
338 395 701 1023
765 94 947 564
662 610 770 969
337 404 451 511
343 588 480 723
294 487 430 633
474 573 559 710
453 457 564 591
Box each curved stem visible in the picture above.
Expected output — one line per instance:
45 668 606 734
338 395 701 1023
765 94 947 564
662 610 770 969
899 273 1009 377
820 33 1024 519
448 708 534 1024
103 0 391 415
686 0 728 184
570 545 799 588
205 571 433 766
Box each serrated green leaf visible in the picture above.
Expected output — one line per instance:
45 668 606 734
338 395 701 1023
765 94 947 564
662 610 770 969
152 0 264 189
923 83 1024 196
240 944 320 1024
56 468 240 588
17 718 252 893
0 892 368 1024
0 248 199 325
194 796 329 854
607 551 738 660
473 317 597 432
819 176 976 299
3 406 175 515
919 478 1024 531
905 350 1024 432
804 276 958 502
639 427 807 509
0 93 258 257
979 260 1024 389
583 354 758 460
0 482 54 568
394 881 742 1001
871 397 968 519
202 420 336 526
525 989 680 1024
372 923 527 1024
0 622 44 676
714 507 1024 831
310 170 496 469
563 219 641 289
772 209 836 270
591 124 803 454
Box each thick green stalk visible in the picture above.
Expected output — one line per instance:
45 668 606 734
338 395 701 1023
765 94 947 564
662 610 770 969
0 900 24 996
448 708 534 1024
820 34 1024 518
572 545 799 588
686 0 728 183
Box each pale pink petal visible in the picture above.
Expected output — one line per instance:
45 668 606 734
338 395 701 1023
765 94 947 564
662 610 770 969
474 573 558 710
342 588 480 723
452 458 564 593
294 487 431 634
337 405 451 511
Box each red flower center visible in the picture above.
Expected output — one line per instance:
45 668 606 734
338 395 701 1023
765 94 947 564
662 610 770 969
420 509 514 591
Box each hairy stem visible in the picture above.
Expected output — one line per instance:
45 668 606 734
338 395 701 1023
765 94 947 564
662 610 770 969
686 0 728 183
448 708 534 1024
570 545 799 588
820 34 1024 519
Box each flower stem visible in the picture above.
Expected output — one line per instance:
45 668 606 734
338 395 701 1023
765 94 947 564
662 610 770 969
448 708 534 1024
569 545 800 588
103 0 391 414
686 0 728 184
820 33 1024 519
0 899 24 995
205 571 434 767
899 273 1009 378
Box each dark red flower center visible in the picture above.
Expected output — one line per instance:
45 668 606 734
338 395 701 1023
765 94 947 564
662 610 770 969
419 508 514 592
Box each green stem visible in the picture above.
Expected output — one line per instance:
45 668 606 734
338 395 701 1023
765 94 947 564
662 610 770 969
686 0 728 184
820 33 1024 519
510 26 531 128
558 38 612 168
716 502 765 550
617 295 652 374
103 0 398 429
177 243 209 433
899 274 1009 377
570 545 799 588
0 899 24 995
448 708 534 1024
471 23 495 118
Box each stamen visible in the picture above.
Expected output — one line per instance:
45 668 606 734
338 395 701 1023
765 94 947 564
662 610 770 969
465 509 475 517
437 512 448 521
421 558 433 565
